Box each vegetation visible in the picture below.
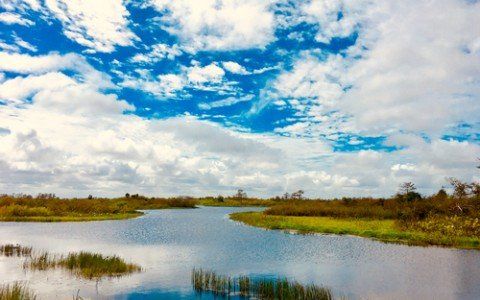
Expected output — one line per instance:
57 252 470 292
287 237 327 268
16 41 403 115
24 250 141 280
231 212 480 249
0 194 196 222
0 283 36 300
0 244 32 257
191 268 333 299
231 176 480 249
0 244 141 280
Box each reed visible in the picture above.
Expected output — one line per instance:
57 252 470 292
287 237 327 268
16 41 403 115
20 248 141 280
0 282 36 300
191 268 333 299
0 244 32 257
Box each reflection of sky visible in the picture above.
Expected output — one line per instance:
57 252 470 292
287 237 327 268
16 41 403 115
1 207 479 299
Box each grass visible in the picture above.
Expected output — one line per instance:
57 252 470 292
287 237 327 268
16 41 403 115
230 212 480 249
0 212 143 222
0 244 32 257
0 194 196 222
0 282 36 300
191 268 333 299
24 251 141 280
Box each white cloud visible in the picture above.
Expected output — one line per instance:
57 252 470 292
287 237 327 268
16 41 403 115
130 43 182 64
0 52 133 114
198 94 254 110
0 12 34 26
150 0 275 52
222 61 250 75
44 0 138 52
301 0 365 43
269 0 480 138
187 63 225 84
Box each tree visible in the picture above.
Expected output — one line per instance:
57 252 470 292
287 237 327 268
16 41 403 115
235 189 247 199
291 190 305 200
399 182 416 194
448 178 470 199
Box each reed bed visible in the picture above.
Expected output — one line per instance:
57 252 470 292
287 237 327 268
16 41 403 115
192 268 333 299
0 244 32 257
24 251 141 279
0 282 36 300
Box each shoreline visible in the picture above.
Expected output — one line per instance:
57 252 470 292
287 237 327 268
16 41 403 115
230 211 480 250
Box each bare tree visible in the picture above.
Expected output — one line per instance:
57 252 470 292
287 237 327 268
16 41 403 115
447 178 470 199
399 182 416 194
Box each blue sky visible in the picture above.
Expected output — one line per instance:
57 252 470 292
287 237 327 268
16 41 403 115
0 0 479 197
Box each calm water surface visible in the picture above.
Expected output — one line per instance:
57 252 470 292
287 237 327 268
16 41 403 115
0 206 479 299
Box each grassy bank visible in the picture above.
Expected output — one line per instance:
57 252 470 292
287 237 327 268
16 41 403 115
0 194 196 222
230 212 480 249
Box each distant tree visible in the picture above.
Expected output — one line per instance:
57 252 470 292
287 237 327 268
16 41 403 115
448 178 470 199
399 182 417 194
436 188 448 199
234 189 247 199
291 190 305 200
88 195 93 199
216 195 225 203
125 193 130 198
282 192 290 200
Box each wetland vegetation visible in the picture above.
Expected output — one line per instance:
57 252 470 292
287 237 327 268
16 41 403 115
192 268 333 300
0 194 196 222
231 180 480 249
0 282 36 300
0 244 141 280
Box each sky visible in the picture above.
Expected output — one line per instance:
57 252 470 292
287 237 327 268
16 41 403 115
0 0 479 198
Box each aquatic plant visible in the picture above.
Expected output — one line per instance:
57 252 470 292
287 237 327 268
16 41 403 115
21 248 141 280
0 244 32 257
0 282 36 300
192 268 333 299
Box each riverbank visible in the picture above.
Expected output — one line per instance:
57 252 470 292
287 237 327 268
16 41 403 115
0 195 196 222
230 212 480 249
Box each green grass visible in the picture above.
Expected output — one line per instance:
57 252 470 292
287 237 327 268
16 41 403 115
24 250 141 280
0 282 36 300
230 212 480 250
0 212 143 222
191 268 333 300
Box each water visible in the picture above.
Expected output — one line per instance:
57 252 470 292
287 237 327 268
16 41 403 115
0 206 479 299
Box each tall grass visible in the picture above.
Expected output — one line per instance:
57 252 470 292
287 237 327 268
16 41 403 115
24 251 141 280
0 282 36 300
192 268 333 299
0 244 32 257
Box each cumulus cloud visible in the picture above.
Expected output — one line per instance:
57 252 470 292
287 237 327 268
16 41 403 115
222 61 250 75
149 0 275 52
44 0 138 52
269 0 480 138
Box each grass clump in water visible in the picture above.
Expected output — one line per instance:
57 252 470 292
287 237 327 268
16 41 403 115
22 249 141 280
192 268 333 299
0 282 36 300
0 244 32 257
